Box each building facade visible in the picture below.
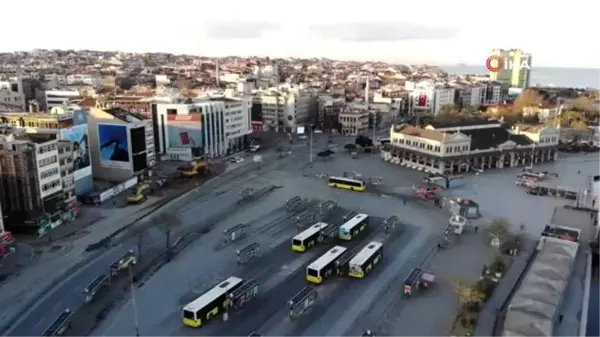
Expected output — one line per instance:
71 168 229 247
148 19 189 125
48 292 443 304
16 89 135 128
432 88 456 115
382 120 560 174
36 88 81 111
489 49 532 89
87 108 149 182
339 108 369 136
1 110 94 196
253 86 314 132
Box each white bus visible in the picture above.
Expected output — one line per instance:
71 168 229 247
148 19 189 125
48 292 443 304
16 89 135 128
348 241 383 279
292 222 329 252
306 246 347 284
339 213 369 240
182 276 244 327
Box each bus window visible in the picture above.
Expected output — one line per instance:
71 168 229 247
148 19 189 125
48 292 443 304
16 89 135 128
307 268 318 277
293 239 302 247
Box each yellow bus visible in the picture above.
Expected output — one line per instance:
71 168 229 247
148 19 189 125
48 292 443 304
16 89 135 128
306 246 347 284
292 222 329 252
339 213 369 240
182 276 243 327
328 176 366 192
348 241 383 279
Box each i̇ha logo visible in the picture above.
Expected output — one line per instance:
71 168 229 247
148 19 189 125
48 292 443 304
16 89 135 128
486 55 531 72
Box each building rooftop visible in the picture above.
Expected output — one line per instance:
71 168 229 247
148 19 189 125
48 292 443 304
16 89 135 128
502 237 579 337
392 124 445 141
460 127 533 150
104 107 145 122
16 133 57 144
426 118 500 130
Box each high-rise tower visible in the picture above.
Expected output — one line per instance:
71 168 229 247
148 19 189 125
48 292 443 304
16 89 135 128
489 49 532 89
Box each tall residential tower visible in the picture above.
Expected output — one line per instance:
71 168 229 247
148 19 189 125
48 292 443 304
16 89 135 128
489 49 532 89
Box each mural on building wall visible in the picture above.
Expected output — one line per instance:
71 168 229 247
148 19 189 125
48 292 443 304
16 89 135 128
59 124 92 180
98 124 130 169
167 114 203 148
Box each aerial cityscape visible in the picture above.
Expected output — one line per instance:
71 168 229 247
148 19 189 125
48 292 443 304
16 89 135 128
0 9 599 336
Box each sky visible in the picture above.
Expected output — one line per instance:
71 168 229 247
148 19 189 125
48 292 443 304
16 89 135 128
3 0 599 68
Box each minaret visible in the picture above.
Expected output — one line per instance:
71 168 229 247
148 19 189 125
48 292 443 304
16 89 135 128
215 59 220 88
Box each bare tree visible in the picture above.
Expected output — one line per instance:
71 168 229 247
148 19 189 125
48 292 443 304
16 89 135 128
156 212 183 250
485 217 511 245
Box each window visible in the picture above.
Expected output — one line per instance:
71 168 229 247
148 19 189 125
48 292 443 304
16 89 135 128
41 168 59 179
42 179 61 192
166 109 177 115
434 146 440 152
447 147 453 153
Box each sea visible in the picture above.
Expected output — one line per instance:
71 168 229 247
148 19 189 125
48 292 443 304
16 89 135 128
440 65 600 89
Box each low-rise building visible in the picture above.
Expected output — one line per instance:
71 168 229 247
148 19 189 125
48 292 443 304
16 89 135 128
339 107 369 136
382 119 560 174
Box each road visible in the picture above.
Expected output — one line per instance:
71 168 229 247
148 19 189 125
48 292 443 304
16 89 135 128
3 148 306 337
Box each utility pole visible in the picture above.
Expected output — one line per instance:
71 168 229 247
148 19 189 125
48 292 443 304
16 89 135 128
129 266 140 337
309 125 313 165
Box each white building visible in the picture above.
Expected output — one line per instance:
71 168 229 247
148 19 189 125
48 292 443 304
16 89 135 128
87 108 150 182
254 85 313 132
154 96 253 160
432 88 456 115
33 137 63 199
382 120 560 174
66 74 101 87
485 83 505 105
0 78 26 112
37 88 80 111
469 86 487 107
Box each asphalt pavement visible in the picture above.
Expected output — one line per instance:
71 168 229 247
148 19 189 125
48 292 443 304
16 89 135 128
3 149 304 337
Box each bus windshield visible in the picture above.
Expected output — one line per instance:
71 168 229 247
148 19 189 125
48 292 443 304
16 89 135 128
307 268 318 277
182 310 194 319
292 239 302 246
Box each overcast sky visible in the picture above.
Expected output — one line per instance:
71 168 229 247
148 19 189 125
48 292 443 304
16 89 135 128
3 0 599 68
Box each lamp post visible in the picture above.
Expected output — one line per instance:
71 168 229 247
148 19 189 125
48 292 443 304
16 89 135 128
308 125 314 165
128 266 140 337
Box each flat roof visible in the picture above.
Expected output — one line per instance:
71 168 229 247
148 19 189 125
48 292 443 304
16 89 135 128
307 246 347 271
349 241 383 267
550 206 596 243
182 276 243 312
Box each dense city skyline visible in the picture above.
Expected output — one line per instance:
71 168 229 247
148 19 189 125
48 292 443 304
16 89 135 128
3 0 598 68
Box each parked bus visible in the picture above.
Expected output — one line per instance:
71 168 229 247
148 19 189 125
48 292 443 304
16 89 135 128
339 213 369 240
292 222 329 252
182 276 244 327
328 176 366 192
306 246 348 284
348 241 383 278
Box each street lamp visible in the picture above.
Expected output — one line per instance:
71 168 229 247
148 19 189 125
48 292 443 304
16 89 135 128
308 125 314 165
128 266 140 337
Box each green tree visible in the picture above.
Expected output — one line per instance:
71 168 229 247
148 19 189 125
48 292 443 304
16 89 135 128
439 103 461 116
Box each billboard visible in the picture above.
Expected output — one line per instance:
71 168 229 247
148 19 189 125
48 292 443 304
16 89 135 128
98 124 130 169
167 114 203 149
59 124 92 180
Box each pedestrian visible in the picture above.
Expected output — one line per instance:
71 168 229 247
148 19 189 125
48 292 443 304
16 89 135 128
403 199 407 206
475 225 479 233
558 314 563 324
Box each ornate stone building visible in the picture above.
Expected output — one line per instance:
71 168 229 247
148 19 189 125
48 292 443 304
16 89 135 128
382 119 560 174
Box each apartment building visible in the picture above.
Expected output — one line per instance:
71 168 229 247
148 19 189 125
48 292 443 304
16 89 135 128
222 96 252 152
97 95 154 118
35 87 81 111
485 82 507 105
0 110 94 196
66 74 102 87
339 108 369 136
317 94 345 132
432 88 456 115
253 85 314 132
0 77 26 112
57 140 76 207
0 132 67 234
382 119 560 174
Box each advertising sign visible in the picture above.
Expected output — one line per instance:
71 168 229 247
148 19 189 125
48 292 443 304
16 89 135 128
59 124 92 180
98 124 130 169
167 114 203 149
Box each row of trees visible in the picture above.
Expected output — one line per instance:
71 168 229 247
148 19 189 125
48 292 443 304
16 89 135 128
439 88 598 128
